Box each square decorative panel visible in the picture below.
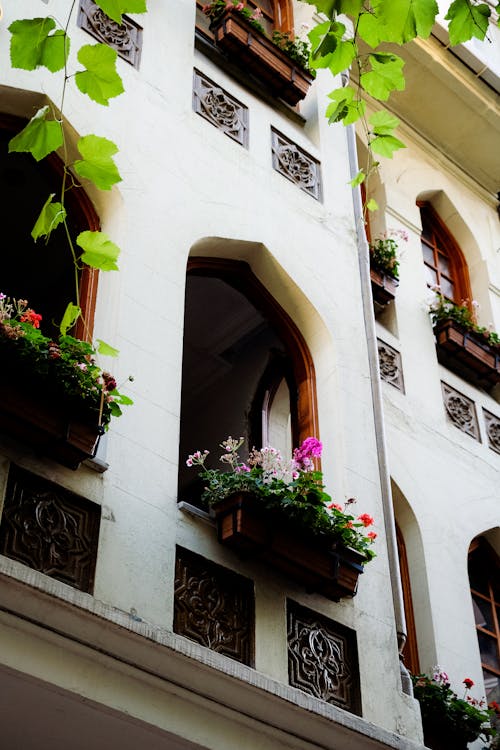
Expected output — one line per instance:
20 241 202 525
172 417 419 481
378 339 404 392
483 409 500 454
0 465 100 593
78 0 143 69
271 128 322 201
441 382 480 441
287 601 361 715
174 546 254 666
193 70 249 147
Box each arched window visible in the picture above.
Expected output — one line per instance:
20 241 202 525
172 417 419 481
418 201 471 305
1 114 98 339
178 257 318 503
468 537 500 708
196 0 293 39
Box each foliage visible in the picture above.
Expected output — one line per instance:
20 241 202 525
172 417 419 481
203 1 313 71
411 668 496 746
0 294 132 426
187 436 377 560
369 228 408 279
428 292 500 347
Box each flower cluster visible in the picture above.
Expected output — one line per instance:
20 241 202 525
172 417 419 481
369 229 408 280
0 293 132 426
186 437 376 560
411 668 496 746
202 1 313 72
428 291 500 348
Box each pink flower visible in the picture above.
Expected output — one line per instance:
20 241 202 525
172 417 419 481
327 502 343 511
186 458 193 467
251 7 263 18
234 2 244 9
463 678 474 689
358 513 374 527
235 463 251 473
299 437 323 457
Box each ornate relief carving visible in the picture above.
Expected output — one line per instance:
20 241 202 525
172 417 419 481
0 466 100 593
441 382 480 440
287 601 361 714
78 0 143 69
378 340 404 391
271 129 322 200
174 547 254 665
193 70 249 146
483 409 500 454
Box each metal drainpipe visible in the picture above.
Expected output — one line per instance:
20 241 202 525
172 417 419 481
343 75 413 697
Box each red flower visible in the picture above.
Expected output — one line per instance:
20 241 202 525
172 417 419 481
367 531 377 541
20 308 42 328
463 678 474 689
358 513 374 527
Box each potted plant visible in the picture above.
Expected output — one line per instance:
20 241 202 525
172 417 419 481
202 0 314 106
411 669 496 750
0 294 132 469
186 436 376 600
369 230 406 305
428 292 500 388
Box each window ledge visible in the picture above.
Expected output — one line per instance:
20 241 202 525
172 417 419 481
178 500 215 525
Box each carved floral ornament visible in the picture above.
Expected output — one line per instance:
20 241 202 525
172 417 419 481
271 129 322 200
483 409 500 454
78 0 143 68
192 70 249 146
377 340 404 391
441 382 480 440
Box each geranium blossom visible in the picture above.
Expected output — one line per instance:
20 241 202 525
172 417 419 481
358 513 374 527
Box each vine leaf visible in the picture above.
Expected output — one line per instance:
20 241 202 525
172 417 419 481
350 170 365 188
9 17 69 72
369 111 406 158
77 231 120 270
310 25 357 75
97 339 120 357
60 302 81 335
75 44 124 106
445 0 490 45
366 198 379 211
326 86 365 125
31 194 66 241
74 135 122 190
94 0 147 24
360 53 405 101
370 0 439 44
8 106 63 161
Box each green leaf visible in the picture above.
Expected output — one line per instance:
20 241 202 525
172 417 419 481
358 11 383 47
75 44 124 106
370 134 406 158
371 0 439 43
326 86 365 125
350 170 365 188
300 0 337 17
361 53 405 101
445 0 490 45
366 198 379 211
369 110 401 135
308 20 332 51
8 106 63 162
9 18 69 72
97 339 120 357
301 0 363 15
74 135 122 190
60 303 81 335
77 231 120 270
31 194 66 241
94 0 147 24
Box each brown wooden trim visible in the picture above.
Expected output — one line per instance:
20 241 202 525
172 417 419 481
396 524 420 675
187 257 319 447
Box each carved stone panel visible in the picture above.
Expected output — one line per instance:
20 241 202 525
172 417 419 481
483 409 500 454
287 601 361 715
271 129 322 201
441 382 480 440
0 465 100 593
378 339 404 392
78 0 143 69
193 70 249 147
174 546 254 666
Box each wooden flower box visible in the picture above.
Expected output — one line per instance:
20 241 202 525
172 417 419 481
212 492 365 600
0 369 103 470
434 319 500 388
370 264 399 306
210 10 314 106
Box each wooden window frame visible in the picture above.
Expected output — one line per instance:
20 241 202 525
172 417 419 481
396 524 420 675
187 257 319 448
418 201 472 306
468 537 500 696
196 0 294 39
1 113 99 342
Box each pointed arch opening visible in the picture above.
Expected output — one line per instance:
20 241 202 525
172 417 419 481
178 257 318 504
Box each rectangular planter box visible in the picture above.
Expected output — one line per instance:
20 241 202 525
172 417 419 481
370 265 399 305
210 11 314 106
213 492 365 600
434 319 500 388
0 371 103 470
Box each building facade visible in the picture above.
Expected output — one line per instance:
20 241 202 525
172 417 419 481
0 1 498 748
